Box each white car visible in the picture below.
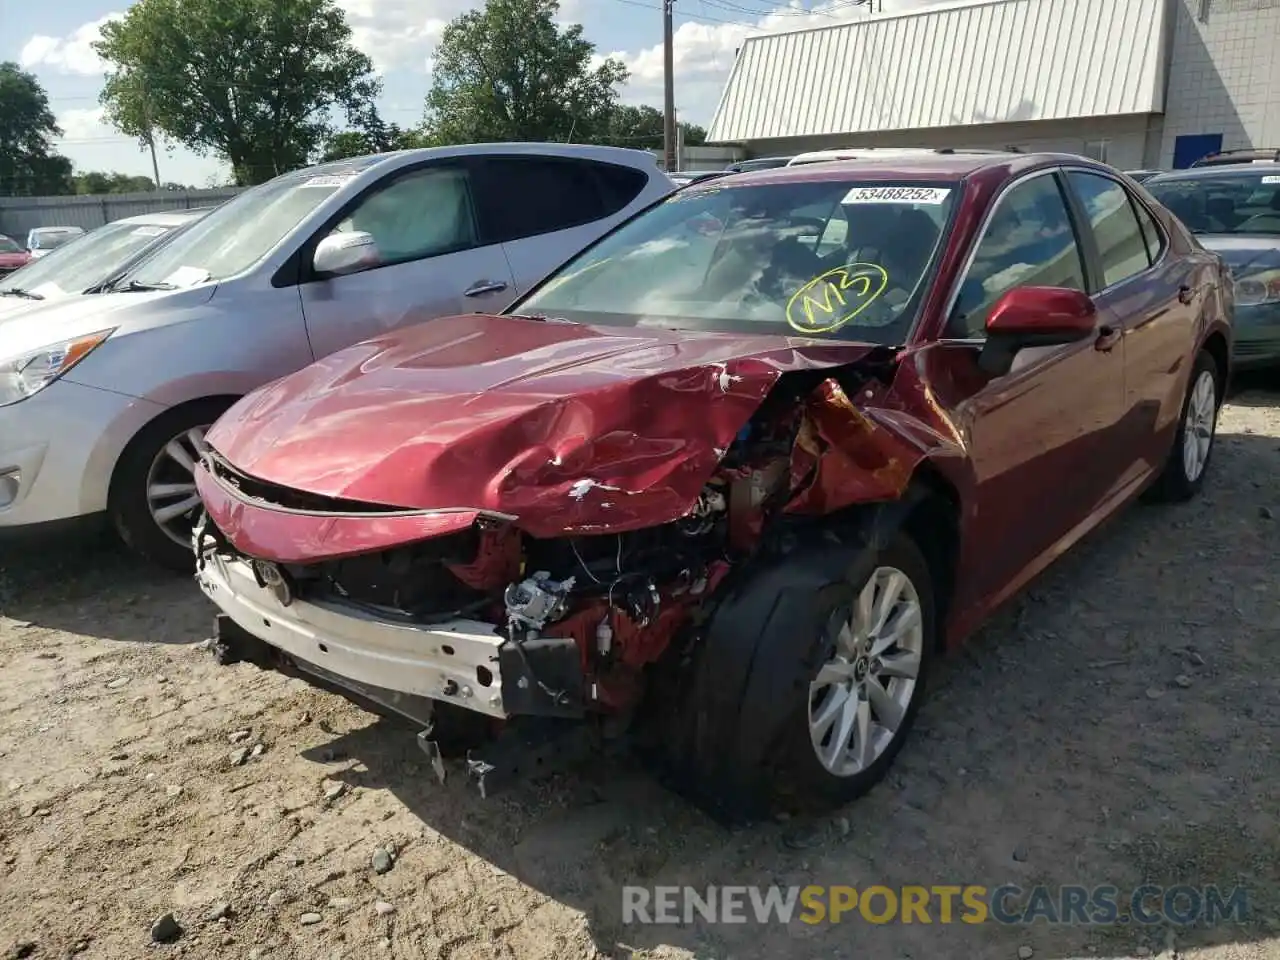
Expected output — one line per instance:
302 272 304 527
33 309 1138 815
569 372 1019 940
25 226 86 258
0 209 211 319
0 143 675 569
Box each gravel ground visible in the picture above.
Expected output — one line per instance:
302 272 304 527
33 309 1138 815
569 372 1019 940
1 378 1278 960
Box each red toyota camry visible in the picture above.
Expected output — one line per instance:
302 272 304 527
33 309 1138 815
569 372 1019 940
192 151 1232 820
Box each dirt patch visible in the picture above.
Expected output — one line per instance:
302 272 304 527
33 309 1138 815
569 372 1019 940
2 381 1279 960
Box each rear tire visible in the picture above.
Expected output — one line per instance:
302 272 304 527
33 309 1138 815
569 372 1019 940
1147 350 1220 503
109 398 234 573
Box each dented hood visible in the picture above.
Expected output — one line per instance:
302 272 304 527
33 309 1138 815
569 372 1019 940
206 314 880 537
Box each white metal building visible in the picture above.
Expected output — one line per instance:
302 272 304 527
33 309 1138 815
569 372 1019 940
706 0 1280 170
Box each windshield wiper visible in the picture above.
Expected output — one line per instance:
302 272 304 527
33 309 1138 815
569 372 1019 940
0 287 43 300
119 279 178 292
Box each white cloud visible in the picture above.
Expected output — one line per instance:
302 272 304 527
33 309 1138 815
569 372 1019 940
56 106 112 142
335 0 452 73
19 13 123 76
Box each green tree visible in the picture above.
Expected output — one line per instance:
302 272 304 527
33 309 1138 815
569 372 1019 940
601 104 706 149
424 0 627 144
317 123 431 162
93 0 382 186
73 171 158 194
0 63 74 196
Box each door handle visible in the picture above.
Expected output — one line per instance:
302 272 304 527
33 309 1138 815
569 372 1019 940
1178 284 1196 305
464 279 508 297
1094 324 1122 352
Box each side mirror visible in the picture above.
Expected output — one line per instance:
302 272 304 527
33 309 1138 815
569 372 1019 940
978 286 1098 376
312 231 381 277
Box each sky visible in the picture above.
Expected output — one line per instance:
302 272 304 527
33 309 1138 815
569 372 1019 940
3 0 939 186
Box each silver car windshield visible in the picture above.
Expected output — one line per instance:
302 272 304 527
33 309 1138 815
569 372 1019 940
1147 173 1280 236
126 175 348 287
1 220 178 296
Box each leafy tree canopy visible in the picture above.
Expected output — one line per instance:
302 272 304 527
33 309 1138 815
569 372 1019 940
424 0 627 144
317 123 433 163
0 63 74 196
601 103 707 149
73 171 157 194
94 0 383 185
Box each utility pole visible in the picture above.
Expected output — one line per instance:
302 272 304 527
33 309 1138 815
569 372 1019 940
146 130 162 190
142 92 162 190
663 0 676 173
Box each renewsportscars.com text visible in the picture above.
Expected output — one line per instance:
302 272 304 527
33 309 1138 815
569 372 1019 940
622 884 1249 926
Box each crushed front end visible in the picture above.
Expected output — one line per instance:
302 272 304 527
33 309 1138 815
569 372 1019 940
190 326 933 799
192 435 797 794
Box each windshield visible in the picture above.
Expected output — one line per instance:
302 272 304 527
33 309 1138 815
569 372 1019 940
1 220 180 296
126 173 348 287
0 236 22 254
515 178 957 343
29 230 81 251
1146 173 1280 235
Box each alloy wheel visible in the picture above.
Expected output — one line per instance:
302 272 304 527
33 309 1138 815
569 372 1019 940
145 425 211 548
1182 369 1217 483
808 566 925 778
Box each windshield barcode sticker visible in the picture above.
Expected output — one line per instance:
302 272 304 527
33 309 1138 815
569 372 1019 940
843 186 951 205
301 175 354 188
1262 176 1280 184
131 226 167 237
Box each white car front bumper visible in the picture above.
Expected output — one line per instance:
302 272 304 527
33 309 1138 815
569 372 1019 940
0 379 166 530
196 549 511 719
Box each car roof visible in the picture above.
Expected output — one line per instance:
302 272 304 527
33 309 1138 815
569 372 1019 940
278 142 664 183
114 208 215 227
714 151 1088 185
29 225 84 234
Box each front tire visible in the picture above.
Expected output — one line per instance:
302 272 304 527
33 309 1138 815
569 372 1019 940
109 399 233 572
1148 350 1220 503
658 532 937 819
776 534 936 813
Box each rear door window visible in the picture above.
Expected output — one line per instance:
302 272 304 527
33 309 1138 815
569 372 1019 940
471 157 610 243
1066 171 1152 288
1131 197 1164 264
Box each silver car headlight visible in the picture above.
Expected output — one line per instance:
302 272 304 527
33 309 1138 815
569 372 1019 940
0 329 115 407
1233 269 1280 307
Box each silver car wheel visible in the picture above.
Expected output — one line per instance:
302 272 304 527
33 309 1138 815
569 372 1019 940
146 425 211 547
1181 368 1217 483
808 565 925 778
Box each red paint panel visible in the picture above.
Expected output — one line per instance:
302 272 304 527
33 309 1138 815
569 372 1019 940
195 463 482 564
205 314 877 542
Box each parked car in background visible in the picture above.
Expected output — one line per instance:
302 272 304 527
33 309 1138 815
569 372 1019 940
724 156 793 172
1146 164 1280 367
1190 148 1280 168
25 226 85 259
1125 169 1163 183
669 170 730 187
192 152 1230 819
0 209 213 319
788 147 940 166
0 235 32 276
0 143 675 569
786 147 1016 166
